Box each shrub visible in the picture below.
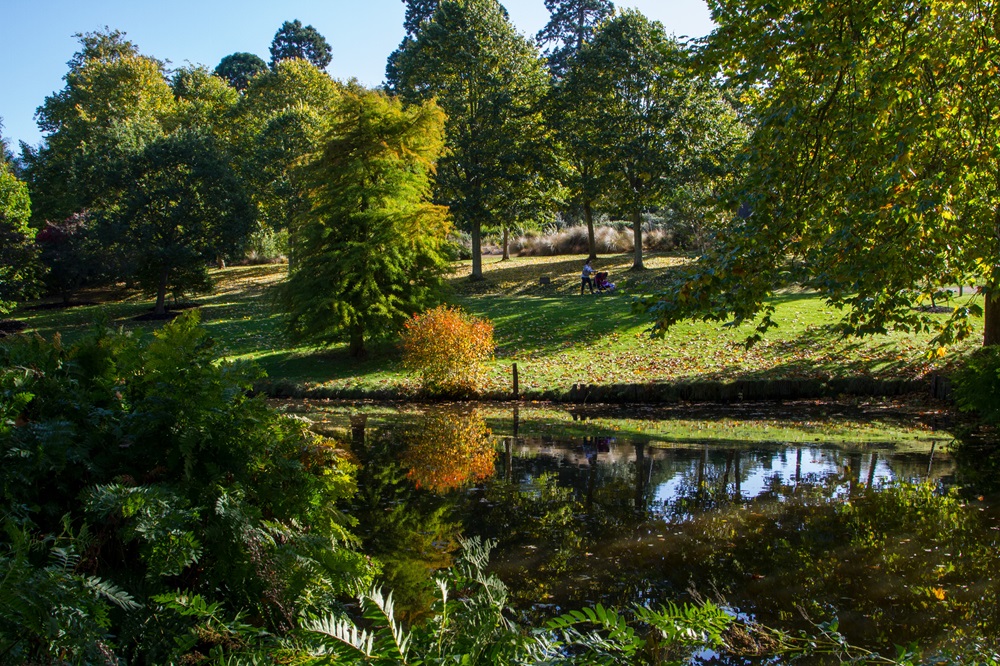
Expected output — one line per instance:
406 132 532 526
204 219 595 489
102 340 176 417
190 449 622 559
400 305 494 396
953 346 1000 424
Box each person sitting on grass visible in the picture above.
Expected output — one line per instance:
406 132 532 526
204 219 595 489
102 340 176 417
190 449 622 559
581 259 595 295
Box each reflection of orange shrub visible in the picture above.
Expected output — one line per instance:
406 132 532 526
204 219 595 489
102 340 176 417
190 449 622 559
400 305 494 396
403 411 495 493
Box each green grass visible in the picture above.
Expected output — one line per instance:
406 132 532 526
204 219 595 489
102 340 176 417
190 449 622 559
11 254 981 395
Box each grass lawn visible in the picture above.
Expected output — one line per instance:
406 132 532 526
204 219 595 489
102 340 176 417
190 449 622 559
10 254 981 396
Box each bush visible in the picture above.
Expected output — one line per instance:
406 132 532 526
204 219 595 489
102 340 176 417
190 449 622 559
400 305 494 396
953 346 1000 424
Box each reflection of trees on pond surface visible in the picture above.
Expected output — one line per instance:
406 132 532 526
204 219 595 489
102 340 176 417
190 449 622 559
341 404 999 658
402 409 495 493
469 418 999 657
346 412 463 621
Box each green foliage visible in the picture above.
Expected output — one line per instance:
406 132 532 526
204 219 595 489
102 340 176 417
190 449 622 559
304 537 734 665
282 89 451 358
646 0 1000 348
953 347 1000 423
269 19 333 70
30 29 173 223
389 0 558 279
0 312 373 661
400 305 495 396
113 128 254 313
536 0 614 78
215 52 268 91
0 161 41 315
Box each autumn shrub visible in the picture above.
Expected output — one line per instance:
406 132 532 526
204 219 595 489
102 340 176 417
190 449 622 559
400 305 494 396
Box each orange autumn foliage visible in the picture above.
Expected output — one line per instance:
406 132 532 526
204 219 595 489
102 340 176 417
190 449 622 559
402 410 495 493
400 305 494 396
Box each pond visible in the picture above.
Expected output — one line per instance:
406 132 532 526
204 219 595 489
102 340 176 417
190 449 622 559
281 400 1000 663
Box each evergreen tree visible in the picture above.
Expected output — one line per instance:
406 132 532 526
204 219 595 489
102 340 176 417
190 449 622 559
536 0 614 78
269 19 333 70
282 91 451 357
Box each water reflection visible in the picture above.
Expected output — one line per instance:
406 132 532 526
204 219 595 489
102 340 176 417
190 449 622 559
342 404 1000 660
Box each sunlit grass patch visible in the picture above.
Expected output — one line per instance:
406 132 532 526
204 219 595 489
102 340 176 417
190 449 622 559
10 255 982 394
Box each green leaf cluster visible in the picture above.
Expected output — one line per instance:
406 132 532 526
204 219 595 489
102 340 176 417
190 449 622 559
0 312 373 662
282 90 452 357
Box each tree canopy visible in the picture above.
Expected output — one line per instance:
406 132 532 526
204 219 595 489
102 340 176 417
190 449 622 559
214 51 268 91
114 129 253 314
569 11 698 270
269 19 333 70
644 0 1000 348
282 91 451 357
536 0 615 78
388 0 556 280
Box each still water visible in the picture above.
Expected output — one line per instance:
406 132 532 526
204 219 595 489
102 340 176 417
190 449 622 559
293 402 1000 662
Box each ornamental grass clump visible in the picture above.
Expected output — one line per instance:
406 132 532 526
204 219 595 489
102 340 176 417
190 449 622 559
401 305 494 396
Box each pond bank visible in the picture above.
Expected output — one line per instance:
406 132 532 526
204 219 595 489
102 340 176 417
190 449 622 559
258 373 952 404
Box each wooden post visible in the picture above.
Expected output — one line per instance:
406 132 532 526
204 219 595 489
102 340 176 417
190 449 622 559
512 362 519 399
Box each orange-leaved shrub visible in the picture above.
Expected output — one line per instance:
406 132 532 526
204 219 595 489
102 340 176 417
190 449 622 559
400 305 494 396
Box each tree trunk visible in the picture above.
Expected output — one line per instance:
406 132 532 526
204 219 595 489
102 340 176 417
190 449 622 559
349 322 367 359
501 227 510 261
630 208 644 271
154 267 169 315
584 201 597 261
985 284 1000 346
471 220 483 280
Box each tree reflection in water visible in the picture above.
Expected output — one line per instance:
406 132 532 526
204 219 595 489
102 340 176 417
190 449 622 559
346 405 1000 659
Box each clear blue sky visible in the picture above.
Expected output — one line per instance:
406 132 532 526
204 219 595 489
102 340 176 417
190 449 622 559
1 0 714 150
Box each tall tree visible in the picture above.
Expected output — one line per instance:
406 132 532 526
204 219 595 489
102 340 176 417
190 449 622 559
237 59 344 237
114 130 253 314
28 29 173 223
168 65 239 140
536 0 614 78
0 161 41 315
214 52 268 91
388 0 556 279
573 10 692 270
402 0 441 37
269 20 333 70
282 91 451 358
644 0 1000 349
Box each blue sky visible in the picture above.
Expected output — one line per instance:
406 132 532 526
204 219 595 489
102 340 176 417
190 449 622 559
1 0 714 149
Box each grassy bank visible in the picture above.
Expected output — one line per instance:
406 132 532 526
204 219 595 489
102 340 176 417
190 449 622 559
11 254 980 396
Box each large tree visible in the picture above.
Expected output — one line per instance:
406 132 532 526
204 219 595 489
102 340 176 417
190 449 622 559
27 29 173 223
236 59 344 238
536 0 615 78
282 91 451 358
214 52 268 91
644 0 1000 348
114 130 253 314
269 20 333 70
388 0 556 279
572 11 694 270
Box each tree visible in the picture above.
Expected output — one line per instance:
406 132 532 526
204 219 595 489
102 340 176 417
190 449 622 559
644 0 1000 348
402 0 441 37
27 29 173 223
214 52 267 91
114 130 253 314
388 0 556 280
237 59 344 238
269 19 333 70
282 91 451 358
0 161 41 315
169 65 239 141
536 0 615 79
573 11 693 270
